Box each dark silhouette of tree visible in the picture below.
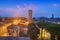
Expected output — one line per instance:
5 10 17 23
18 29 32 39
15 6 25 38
37 21 60 40
28 23 40 40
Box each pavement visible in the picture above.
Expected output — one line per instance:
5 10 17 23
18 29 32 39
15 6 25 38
0 36 30 40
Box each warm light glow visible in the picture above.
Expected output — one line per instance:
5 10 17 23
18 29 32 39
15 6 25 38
0 18 29 36
0 23 12 36
42 29 51 39
24 21 29 26
12 19 21 25
38 28 51 40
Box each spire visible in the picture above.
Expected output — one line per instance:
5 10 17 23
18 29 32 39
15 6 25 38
51 13 54 19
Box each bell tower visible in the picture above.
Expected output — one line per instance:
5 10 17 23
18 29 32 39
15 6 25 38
28 10 32 23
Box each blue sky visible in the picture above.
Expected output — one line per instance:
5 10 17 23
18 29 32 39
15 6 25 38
0 0 60 18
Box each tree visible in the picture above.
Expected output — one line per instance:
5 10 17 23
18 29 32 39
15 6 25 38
28 23 40 40
37 21 60 40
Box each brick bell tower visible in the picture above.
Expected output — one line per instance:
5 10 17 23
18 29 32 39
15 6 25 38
28 10 32 23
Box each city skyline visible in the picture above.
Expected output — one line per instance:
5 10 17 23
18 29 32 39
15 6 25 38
0 0 60 17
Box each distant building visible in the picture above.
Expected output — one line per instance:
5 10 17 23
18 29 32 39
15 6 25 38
7 24 20 37
51 13 54 19
35 17 60 24
28 10 32 23
58 22 60 24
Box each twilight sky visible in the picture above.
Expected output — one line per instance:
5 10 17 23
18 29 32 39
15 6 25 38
0 0 60 18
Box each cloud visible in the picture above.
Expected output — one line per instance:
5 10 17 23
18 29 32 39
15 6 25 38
52 3 58 7
23 4 38 11
0 8 16 13
0 4 38 17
